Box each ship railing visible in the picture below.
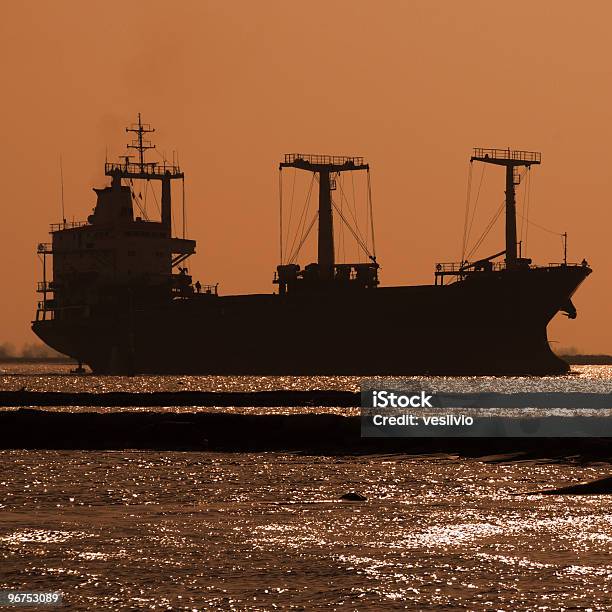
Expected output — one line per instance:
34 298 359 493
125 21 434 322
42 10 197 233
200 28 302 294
435 261 507 274
436 261 467 274
50 221 88 232
546 262 587 268
36 281 59 292
36 300 55 321
283 153 365 167
436 261 588 277
472 148 541 163
35 309 53 321
105 161 182 178
36 299 56 309
35 303 92 322
172 283 219 297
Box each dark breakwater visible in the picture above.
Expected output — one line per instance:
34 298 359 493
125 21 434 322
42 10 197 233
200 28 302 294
0 390 357 407
1 409 611 459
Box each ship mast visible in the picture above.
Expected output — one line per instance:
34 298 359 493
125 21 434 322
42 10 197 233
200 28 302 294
105 114 184 237
279 154 369 279
127 112 156 174
470 148 541 266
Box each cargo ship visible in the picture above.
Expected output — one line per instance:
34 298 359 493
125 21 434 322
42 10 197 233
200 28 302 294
32 116 591 375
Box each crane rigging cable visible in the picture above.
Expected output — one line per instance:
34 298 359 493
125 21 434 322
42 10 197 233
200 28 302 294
148 178 161 216
128 178 149 221
338 173 346 262
296 173 315 256
463 163 486 262
465 199 505 261
181 177 186 240
280 165 376 265
461 162 473 263
336 173 350 262
285 172 315 265
287 212 318 264
348 171 359 260
462 158 563 263
331 198 372 258
466 197 563 264
282 168 298 263
367 169 376 259
518 167 526 246
516 210 562 236
143 179 148 218
317 172 374 260
279 169 283 263
523 166 531 254
352 171 362 254
514 168 563 238
334 174 369 252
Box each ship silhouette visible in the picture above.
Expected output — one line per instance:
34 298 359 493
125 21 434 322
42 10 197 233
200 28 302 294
32 116 591 375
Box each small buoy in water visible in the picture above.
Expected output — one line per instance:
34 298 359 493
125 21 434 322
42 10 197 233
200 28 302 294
340 492 367 501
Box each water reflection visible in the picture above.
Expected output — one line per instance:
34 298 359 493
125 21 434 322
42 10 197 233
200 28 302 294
0 451 610 609
2 363 612 394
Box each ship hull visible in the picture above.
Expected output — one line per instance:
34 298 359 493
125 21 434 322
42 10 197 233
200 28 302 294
32 266 590 375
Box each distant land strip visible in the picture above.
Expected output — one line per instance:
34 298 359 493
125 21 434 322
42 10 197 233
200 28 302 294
561 354 612 365
0 357 74 364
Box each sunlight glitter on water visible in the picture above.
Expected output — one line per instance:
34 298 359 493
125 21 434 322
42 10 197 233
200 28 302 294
2 363 612 393
0 364 611 609
1 451 609 609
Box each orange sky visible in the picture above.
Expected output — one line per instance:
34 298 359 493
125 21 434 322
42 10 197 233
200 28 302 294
1 1 610 352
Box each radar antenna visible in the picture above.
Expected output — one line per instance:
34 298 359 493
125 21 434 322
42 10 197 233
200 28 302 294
105 114 184 236
127 113 156 174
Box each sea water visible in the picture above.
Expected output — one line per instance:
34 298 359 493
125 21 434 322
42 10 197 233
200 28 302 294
0 364 610 610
